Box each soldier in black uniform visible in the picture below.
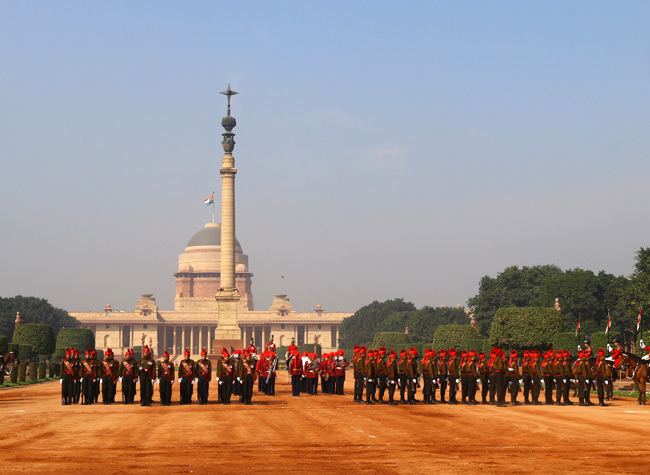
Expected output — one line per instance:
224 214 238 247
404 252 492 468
120 348 138 404
91 350 101 403
508 350 521 405
397 349 408 403
81 349 95 405
139 345 156 406
196 348 212 405
157 350 174 406
217 348 234 405
60 349 74 405
238 351 256 405
101 348 120 404
178 348 196 405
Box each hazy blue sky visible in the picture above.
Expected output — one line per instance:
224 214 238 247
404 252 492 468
2 2 649 314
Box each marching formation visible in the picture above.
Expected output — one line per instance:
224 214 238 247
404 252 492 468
351 338 631 407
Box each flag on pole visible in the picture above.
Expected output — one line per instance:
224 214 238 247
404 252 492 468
204 194 214 206
637 308 642 332
575 320 581 337
605 315 611 334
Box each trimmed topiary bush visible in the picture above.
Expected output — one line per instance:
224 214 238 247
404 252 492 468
432 324 482 351
18 363 26 382
372 332 410 349
56 328 95 353
10 365 18 383
29 362 38 381
38 362 46 379
489 307 563 350
13 323 56 357
552 332 579 356
9 343 33 361
49 361 59 378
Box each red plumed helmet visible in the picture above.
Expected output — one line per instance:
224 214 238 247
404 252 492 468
163 351 169 357
184 348 190 355
201 348 207 356
400 349 407 356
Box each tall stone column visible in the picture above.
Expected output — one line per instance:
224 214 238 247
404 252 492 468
213 84 243 356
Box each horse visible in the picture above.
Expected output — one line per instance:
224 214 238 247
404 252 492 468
619 352 648 405
0 351 20 376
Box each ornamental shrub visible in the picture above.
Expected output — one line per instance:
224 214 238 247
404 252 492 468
0 335 8 353
372 332 410 349
38 362 46 379
29 362 38 381
432 325 481 351
18 363 26 382
8 343 33 360
552 332 578 356
10 365 17 383
13 323 56 356
489 308 563 350
56 328 95 352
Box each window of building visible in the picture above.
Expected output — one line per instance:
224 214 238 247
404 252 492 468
143 324 148 329
317 324 322 329
281 324 285 329
105 324 110 329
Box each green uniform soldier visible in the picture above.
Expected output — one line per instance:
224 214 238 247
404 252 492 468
447 349 460 405
376 348 388 403
508 350 521 405
386 350 398 405
364 350 377 405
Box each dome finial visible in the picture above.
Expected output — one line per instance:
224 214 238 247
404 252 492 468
219 84 238 152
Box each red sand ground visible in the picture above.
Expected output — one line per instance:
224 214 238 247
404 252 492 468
0 378 648 474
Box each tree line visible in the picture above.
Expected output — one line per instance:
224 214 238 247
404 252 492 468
340 247 650 348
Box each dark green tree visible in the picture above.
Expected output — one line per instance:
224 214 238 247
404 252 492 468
0 296 79 341
432 324 482 351
467 265 563 335
338 298 416 348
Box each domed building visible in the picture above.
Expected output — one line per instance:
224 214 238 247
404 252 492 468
70 221 352 360
174 222 254 311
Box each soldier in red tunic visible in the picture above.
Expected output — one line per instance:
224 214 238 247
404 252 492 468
265 336 277 353
290 349 303 397
335 350 349 395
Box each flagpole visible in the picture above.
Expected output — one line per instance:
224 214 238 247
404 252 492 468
212 190 215 223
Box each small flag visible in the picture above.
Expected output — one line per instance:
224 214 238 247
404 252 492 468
605 315 611 334
637 308 642 332
575 320 581 337
204 194 214 206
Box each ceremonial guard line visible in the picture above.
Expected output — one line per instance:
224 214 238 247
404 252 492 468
58 336 648 407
